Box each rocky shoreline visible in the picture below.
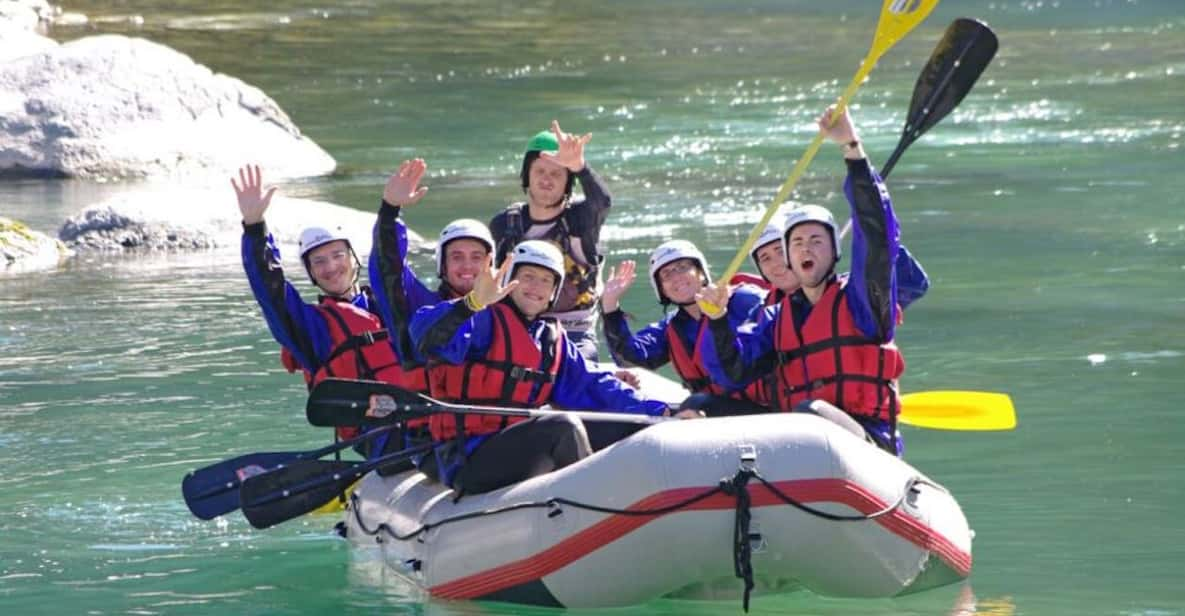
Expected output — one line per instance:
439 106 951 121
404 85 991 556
0 0 424 274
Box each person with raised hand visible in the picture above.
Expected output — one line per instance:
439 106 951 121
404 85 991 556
490 120 611 361
600 241 769 416
697 105 910 456
368 158 496 396
408 240 669 496
233 164 405 456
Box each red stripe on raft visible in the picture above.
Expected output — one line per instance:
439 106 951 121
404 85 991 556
431 478 971 600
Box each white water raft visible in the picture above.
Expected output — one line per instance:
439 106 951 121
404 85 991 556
342 412 973 608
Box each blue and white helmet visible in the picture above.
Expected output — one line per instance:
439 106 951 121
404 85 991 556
781 204 840 266
435 219 495 278
502 240 565 306
648 239 710 304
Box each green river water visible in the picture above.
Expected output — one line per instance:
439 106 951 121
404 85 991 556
1 1 1183 614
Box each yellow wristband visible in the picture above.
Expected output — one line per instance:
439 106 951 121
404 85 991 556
464 291 485 312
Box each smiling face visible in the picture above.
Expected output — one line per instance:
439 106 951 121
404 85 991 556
526 157 569 209
442 238 490 295
657 258 704 305
306 240 356 297
786 222 835 290
509 264 558 319
754 241 800 294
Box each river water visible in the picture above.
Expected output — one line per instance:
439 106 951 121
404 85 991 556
2 1 1183 614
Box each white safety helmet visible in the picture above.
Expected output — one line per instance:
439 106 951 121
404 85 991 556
502 240 565 306
781 204 841 266
298 226 352 259
297 226 357 287
648 239 710 304
435 219 495 278
749 204 797 279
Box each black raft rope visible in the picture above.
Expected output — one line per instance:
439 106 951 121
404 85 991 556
345 463 938 613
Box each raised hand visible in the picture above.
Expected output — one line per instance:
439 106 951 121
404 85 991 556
382 158 430 207
600 259 637 313
231 164 276 225
469 255 518 309
539 119 591 172
694 282 731 320
817 104 860 146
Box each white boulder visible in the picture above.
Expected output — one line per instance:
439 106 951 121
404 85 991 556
0 34 335 180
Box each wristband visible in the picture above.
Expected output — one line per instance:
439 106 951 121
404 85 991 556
464 291 485 312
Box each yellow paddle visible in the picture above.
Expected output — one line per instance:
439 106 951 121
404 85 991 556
714 0 943 287
899 390 1017 431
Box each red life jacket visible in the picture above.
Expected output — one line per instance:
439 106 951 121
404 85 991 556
278 298 410 439
772 281 904 422
427 302 563 441
666 316 769 406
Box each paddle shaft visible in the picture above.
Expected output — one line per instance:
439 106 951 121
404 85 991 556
838 19 998 238
717 0 940 285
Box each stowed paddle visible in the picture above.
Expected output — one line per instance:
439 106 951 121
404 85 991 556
309 377 1016 432
306 378 666 429
240 440 433 530
715 0 942 286
838 17 999 236
181 423 399 520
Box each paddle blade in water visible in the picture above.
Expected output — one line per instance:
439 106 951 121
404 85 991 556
900 390 1017 431
240 459 362 529
182 451 301 520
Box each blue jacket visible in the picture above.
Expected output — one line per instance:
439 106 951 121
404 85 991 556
604 284 766 391
410 299 668 417
701 158 902 447
241 221 380 374
367 201 454 369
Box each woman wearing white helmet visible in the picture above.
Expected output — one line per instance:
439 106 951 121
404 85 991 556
408 239 669 496
599 239 770 416
697 105 913 456
234 164 408 460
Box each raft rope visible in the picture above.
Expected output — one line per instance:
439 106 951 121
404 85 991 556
346 469 938 547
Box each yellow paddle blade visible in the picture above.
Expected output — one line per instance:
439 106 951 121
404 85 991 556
870 0 944 61
715 0 942 287
900 390 1017 431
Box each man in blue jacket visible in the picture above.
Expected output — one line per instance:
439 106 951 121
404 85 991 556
233 164 404 458
410 240 670 495
697 106 910 455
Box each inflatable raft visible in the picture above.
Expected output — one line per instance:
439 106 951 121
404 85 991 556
342 412 973 608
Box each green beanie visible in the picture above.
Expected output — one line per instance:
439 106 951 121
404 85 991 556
525 130 559 153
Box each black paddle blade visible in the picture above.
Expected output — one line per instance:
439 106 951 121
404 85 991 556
182 451 300 520
240 459 362 529
306 378 434 427
884 18 999 175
